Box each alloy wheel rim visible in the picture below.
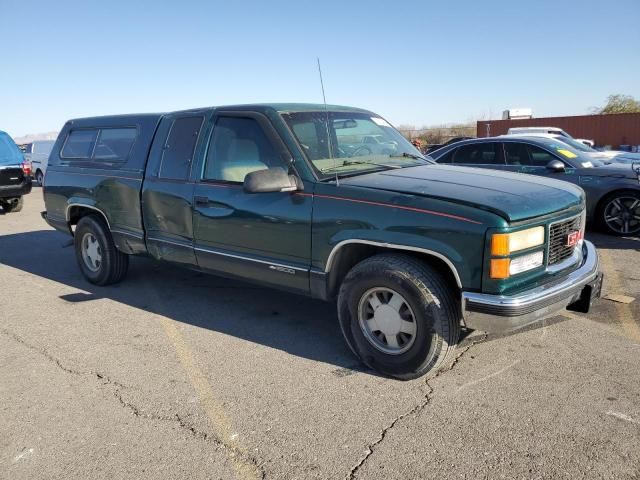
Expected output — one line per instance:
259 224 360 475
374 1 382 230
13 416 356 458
357 287 417 355
81 233 102 272
604 196 640 235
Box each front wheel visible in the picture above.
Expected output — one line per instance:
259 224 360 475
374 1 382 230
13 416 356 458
74 215 129 285
35 170 44 186
337 254 460 380
598 191 640 236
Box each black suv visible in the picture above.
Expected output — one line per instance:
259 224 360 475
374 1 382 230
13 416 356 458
0 130 31 213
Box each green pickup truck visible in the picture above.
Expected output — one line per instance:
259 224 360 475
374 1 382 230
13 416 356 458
42 104 602 379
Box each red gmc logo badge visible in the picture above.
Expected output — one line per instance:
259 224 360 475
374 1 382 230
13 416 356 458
566 231 583 247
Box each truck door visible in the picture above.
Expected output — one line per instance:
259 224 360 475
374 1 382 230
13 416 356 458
192 111 312 294
142 114 205 265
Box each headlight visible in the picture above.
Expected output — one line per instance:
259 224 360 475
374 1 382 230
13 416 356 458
491 227 545 255
490 251 544 279
489 226 546 279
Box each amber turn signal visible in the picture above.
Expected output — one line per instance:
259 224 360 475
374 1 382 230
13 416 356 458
490 258 511 279
491 234 510 256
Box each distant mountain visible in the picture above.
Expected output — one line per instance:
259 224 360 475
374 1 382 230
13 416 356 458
13 132 59 144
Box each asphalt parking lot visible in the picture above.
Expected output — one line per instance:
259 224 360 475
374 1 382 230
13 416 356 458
1 189 639 480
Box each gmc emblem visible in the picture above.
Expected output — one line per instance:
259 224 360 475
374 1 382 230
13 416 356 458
566 231 582 247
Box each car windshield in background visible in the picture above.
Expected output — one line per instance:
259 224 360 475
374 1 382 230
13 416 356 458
281 111 428 177
555 136 597 153
530 138 606 168
0 133 24 165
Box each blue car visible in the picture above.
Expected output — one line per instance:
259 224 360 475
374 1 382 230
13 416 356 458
0 130 31 213
429 135 640 236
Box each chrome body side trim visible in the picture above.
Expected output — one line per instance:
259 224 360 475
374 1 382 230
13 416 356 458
147 236 192 248
324 239 462 288
194 245 309 273
111 229 144 240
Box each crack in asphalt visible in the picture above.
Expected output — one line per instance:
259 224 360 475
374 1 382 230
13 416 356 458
345 332 487 480
0 327 125 387
2 327 266 480
113 388 267 478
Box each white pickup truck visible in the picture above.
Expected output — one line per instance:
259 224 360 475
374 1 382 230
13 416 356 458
507 127 594 148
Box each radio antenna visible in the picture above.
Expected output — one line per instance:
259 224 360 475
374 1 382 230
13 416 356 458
317 58 338 186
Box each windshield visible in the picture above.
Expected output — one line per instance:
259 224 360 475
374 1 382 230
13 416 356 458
281 111 428 177
555 136 597 153
0 132 24 166
535 138 606 168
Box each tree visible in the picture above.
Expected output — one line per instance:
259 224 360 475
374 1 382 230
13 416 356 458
593 94 640 114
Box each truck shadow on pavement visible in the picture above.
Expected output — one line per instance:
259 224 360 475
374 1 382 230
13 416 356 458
1 230 634 373
0 230 375 375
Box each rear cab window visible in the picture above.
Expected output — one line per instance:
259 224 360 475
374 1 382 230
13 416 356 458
61 130 99 158
60 127 137 166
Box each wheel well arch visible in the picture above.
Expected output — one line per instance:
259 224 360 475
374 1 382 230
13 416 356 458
325 241 462 299
66 204 111 231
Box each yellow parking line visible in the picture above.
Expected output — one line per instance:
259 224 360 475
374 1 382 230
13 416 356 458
598 248 640 342
158 316 260 480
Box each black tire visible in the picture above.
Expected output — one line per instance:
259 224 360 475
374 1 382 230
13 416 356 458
74 215 129 285
35 170 44 186
338 254 460 380
2 197 23 213
597 190 640 236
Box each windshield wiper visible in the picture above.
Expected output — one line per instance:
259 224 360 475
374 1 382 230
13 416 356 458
320 160 401 174
388 152 429 162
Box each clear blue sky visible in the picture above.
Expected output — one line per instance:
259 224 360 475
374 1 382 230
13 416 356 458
2 0 639 137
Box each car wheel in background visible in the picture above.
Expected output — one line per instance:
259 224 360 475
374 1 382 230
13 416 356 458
35 170 44 186
598 191 640 236
337 254 460 380
1 196 23 213
74 215 129 285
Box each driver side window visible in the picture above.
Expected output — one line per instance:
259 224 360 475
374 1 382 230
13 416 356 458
203 117 281 183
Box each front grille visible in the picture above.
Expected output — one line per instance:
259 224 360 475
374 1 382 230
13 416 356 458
548 216 582 265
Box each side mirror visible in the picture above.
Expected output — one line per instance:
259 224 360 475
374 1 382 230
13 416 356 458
546 160 565 172
243 167 299 193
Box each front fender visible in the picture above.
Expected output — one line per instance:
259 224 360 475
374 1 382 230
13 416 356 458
324 232 465 288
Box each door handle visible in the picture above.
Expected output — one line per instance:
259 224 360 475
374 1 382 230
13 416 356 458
194 196 209 206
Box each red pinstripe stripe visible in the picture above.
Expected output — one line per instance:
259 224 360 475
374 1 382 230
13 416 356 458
189 184 481 225
296 192 482 224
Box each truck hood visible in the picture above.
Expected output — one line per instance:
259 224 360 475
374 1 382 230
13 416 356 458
340 164 584 222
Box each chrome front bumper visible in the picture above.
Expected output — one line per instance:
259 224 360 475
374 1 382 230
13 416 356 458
462 240 601 333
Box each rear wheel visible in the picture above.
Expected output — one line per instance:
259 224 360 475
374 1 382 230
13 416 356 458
598 191 640 236
35 170 44 186
337 254 460 380
74 215 129 285
1 196 23 213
